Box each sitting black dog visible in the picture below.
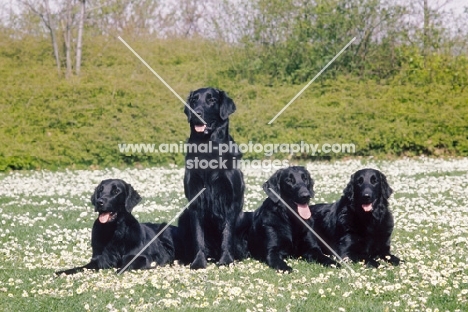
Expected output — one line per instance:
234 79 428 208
56 179 179 275
311 168 400 268
179 87 245 269
247 167 338 272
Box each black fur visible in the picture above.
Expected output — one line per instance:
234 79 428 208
56 179 179 275
179 87 245 269
311 168 400 268
247 167 338 272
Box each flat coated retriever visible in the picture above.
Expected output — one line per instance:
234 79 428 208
56 179 179 275
247 167 338 272
179 87 245 269
311 168 400 268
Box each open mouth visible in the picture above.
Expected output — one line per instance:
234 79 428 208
194 124 207 133
295 202 311 220
98 211 118 223
361 202 374 212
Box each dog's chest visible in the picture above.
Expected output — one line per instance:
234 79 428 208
185 137 240 169
353 214 384 238
92 222 119 249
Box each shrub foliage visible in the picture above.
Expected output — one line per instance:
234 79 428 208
0 32 467 170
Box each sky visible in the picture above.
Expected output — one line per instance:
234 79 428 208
0 0 466 31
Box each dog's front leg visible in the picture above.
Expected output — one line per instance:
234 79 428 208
87 241 122 270
55 259 100 275
302 232 339 267
190 209 207 270
219 221 234 266
337 233 361 263
264 227 292 272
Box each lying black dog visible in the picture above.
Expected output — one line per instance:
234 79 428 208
178 87 245 269
311 168 400 268
56 179 179 275
247 167 338 272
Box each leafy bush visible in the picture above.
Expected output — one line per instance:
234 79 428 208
0 34 467 170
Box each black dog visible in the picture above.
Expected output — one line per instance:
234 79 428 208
247 167 338 272
311 168 400 268
178 87 245 269
56 179 179 275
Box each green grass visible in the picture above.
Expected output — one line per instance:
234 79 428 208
1 159 467 311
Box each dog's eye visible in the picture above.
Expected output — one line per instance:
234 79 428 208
370 176 378 184
357 177 364 185
111 188 120 195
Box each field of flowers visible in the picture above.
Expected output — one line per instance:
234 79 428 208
0 158 467 311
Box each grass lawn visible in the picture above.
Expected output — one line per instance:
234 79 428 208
0 158 467 311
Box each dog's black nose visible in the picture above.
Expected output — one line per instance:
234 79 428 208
298 190 311 202
96 198 104 206
362 194 371 201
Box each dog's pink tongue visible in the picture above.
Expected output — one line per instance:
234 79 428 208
195 125 206 133
99 212 111 223
296 203 311 220
362 203 373 212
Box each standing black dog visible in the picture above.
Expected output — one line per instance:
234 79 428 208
247 167 338 272
179 87 245 269
311 168 400 268
56 179 179 275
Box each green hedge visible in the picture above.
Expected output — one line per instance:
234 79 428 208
0 35 467 170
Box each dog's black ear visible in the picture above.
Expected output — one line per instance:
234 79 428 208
124 183 141 213
91 181 103 212
184 91 193 122
263 169 283 203
344 173 354 201
380 171 393 199
219 90 236 120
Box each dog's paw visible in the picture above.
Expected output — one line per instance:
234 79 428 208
385 255 401 266
365 259 380 268
272 261 292 273
305 253 340 268
324 257 340 268
276 265 293 273
190 251 207 270
190 259 207 270
218 252 234 266
331 262 341 268
55 268 80 275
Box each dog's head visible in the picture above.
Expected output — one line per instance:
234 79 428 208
184 87 236 136
344 168 393 213
91 179 141 224
263 166 314 219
